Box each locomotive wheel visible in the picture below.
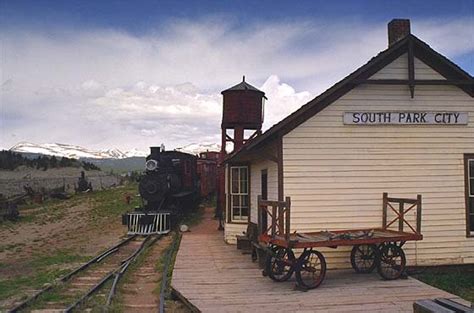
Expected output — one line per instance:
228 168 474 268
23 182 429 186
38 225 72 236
266 247 296 282
377 244 406 280
350 244 378 273
295 250 326 289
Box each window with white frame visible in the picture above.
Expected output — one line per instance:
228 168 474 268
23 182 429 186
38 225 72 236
230 166 249 221
466 158 474 234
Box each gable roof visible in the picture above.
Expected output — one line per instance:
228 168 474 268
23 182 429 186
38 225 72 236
225 34 474 163
222 78 267 99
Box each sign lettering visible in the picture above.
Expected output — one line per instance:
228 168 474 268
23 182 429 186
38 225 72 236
343 112 468 125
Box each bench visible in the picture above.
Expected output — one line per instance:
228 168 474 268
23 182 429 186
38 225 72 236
413 298 473 313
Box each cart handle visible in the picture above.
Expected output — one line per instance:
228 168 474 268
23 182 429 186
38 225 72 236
258 196 291 241
382 193 422 234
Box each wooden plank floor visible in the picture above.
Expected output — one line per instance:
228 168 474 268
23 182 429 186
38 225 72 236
172 212 470 313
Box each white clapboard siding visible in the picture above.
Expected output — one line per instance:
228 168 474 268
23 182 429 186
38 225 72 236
369 54 446 80
249 158 278 224
283 56 474 268
370 54 408 79
415 57 447 80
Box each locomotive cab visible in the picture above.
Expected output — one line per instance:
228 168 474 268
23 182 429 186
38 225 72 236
122 146 199 235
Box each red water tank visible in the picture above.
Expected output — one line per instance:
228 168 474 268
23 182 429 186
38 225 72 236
221 76 266 130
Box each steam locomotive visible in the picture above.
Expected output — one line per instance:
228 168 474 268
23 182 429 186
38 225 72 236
122 146 200 235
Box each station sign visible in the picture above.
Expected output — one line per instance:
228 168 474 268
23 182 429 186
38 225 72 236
343 112 468 125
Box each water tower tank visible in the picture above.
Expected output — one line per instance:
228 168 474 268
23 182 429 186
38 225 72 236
221 76 266 129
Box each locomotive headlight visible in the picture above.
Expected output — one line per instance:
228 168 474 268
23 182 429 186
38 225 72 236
145 159 158 171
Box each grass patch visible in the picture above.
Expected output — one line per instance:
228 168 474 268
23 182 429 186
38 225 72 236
89 183 140 222
0 250 90 301
0 197 73 228
413 266 474 303
27 285 82 311
0 243 25 253
0 269 69 300
0 183 137 229
29 249 90 268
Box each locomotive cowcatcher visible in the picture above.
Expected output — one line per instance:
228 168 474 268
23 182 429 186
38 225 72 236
122 146 199 235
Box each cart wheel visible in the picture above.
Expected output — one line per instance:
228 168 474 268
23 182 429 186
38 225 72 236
377 244 406 280
295 250 326 289
266 247 296 282
350 244 378 273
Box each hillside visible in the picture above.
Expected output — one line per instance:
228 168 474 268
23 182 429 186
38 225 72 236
0 150 100 171
0 167 121 197
7 141 223 173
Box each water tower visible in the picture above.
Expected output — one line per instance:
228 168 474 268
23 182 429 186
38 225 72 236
216 76 267 227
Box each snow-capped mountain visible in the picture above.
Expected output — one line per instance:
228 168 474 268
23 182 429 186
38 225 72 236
175 143 221 155
124 148 148 158
8 142 222 159
9 142 146 160
100 148 127 159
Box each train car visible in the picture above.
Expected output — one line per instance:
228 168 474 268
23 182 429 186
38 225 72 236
122 146 199 235
197 151 219 199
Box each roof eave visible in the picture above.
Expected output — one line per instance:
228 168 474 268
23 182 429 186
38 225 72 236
224 35 474 164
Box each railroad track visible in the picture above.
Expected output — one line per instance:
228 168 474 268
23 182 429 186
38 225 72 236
9 234 163 313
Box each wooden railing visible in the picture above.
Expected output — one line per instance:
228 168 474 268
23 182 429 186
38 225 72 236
382 193 422 234
258 196 291 240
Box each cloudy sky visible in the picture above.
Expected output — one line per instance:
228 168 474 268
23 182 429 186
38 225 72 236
1 0 473 152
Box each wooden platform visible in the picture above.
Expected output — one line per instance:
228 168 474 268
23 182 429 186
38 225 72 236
172 225 470 312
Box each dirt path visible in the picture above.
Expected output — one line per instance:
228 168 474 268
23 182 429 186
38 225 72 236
119 235 173 312
188 206 219 235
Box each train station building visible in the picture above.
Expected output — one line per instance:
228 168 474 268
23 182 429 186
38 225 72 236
220 19 474 268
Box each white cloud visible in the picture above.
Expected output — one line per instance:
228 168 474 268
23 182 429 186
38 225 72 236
261 75 313 129
415 19 474 56
1 17 473 150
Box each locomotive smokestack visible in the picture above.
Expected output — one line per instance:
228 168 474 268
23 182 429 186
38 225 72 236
150 146 161 155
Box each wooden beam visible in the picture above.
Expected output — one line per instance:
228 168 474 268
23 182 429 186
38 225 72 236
408 39 415 98
277 136 284 201
247 130 260 142
353 79 474 85
170 287 200 313
225 134 234 142
416 194 422 234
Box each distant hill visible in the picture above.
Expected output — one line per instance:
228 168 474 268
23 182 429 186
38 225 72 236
10 152 145 173
10 142 147 159
7 141 222 172
83 157 145 172
0 150 100 171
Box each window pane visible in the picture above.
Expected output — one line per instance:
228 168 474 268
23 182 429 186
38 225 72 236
470 214 474 232
232 179 239 193
240 168 248 181
241 206 249 218
233 207 241 218
470 178 474 196
232 167 239 177
232 195 240 208
231 168 239 193
470 160 474 178
240 179 248 194
241 195 249 207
